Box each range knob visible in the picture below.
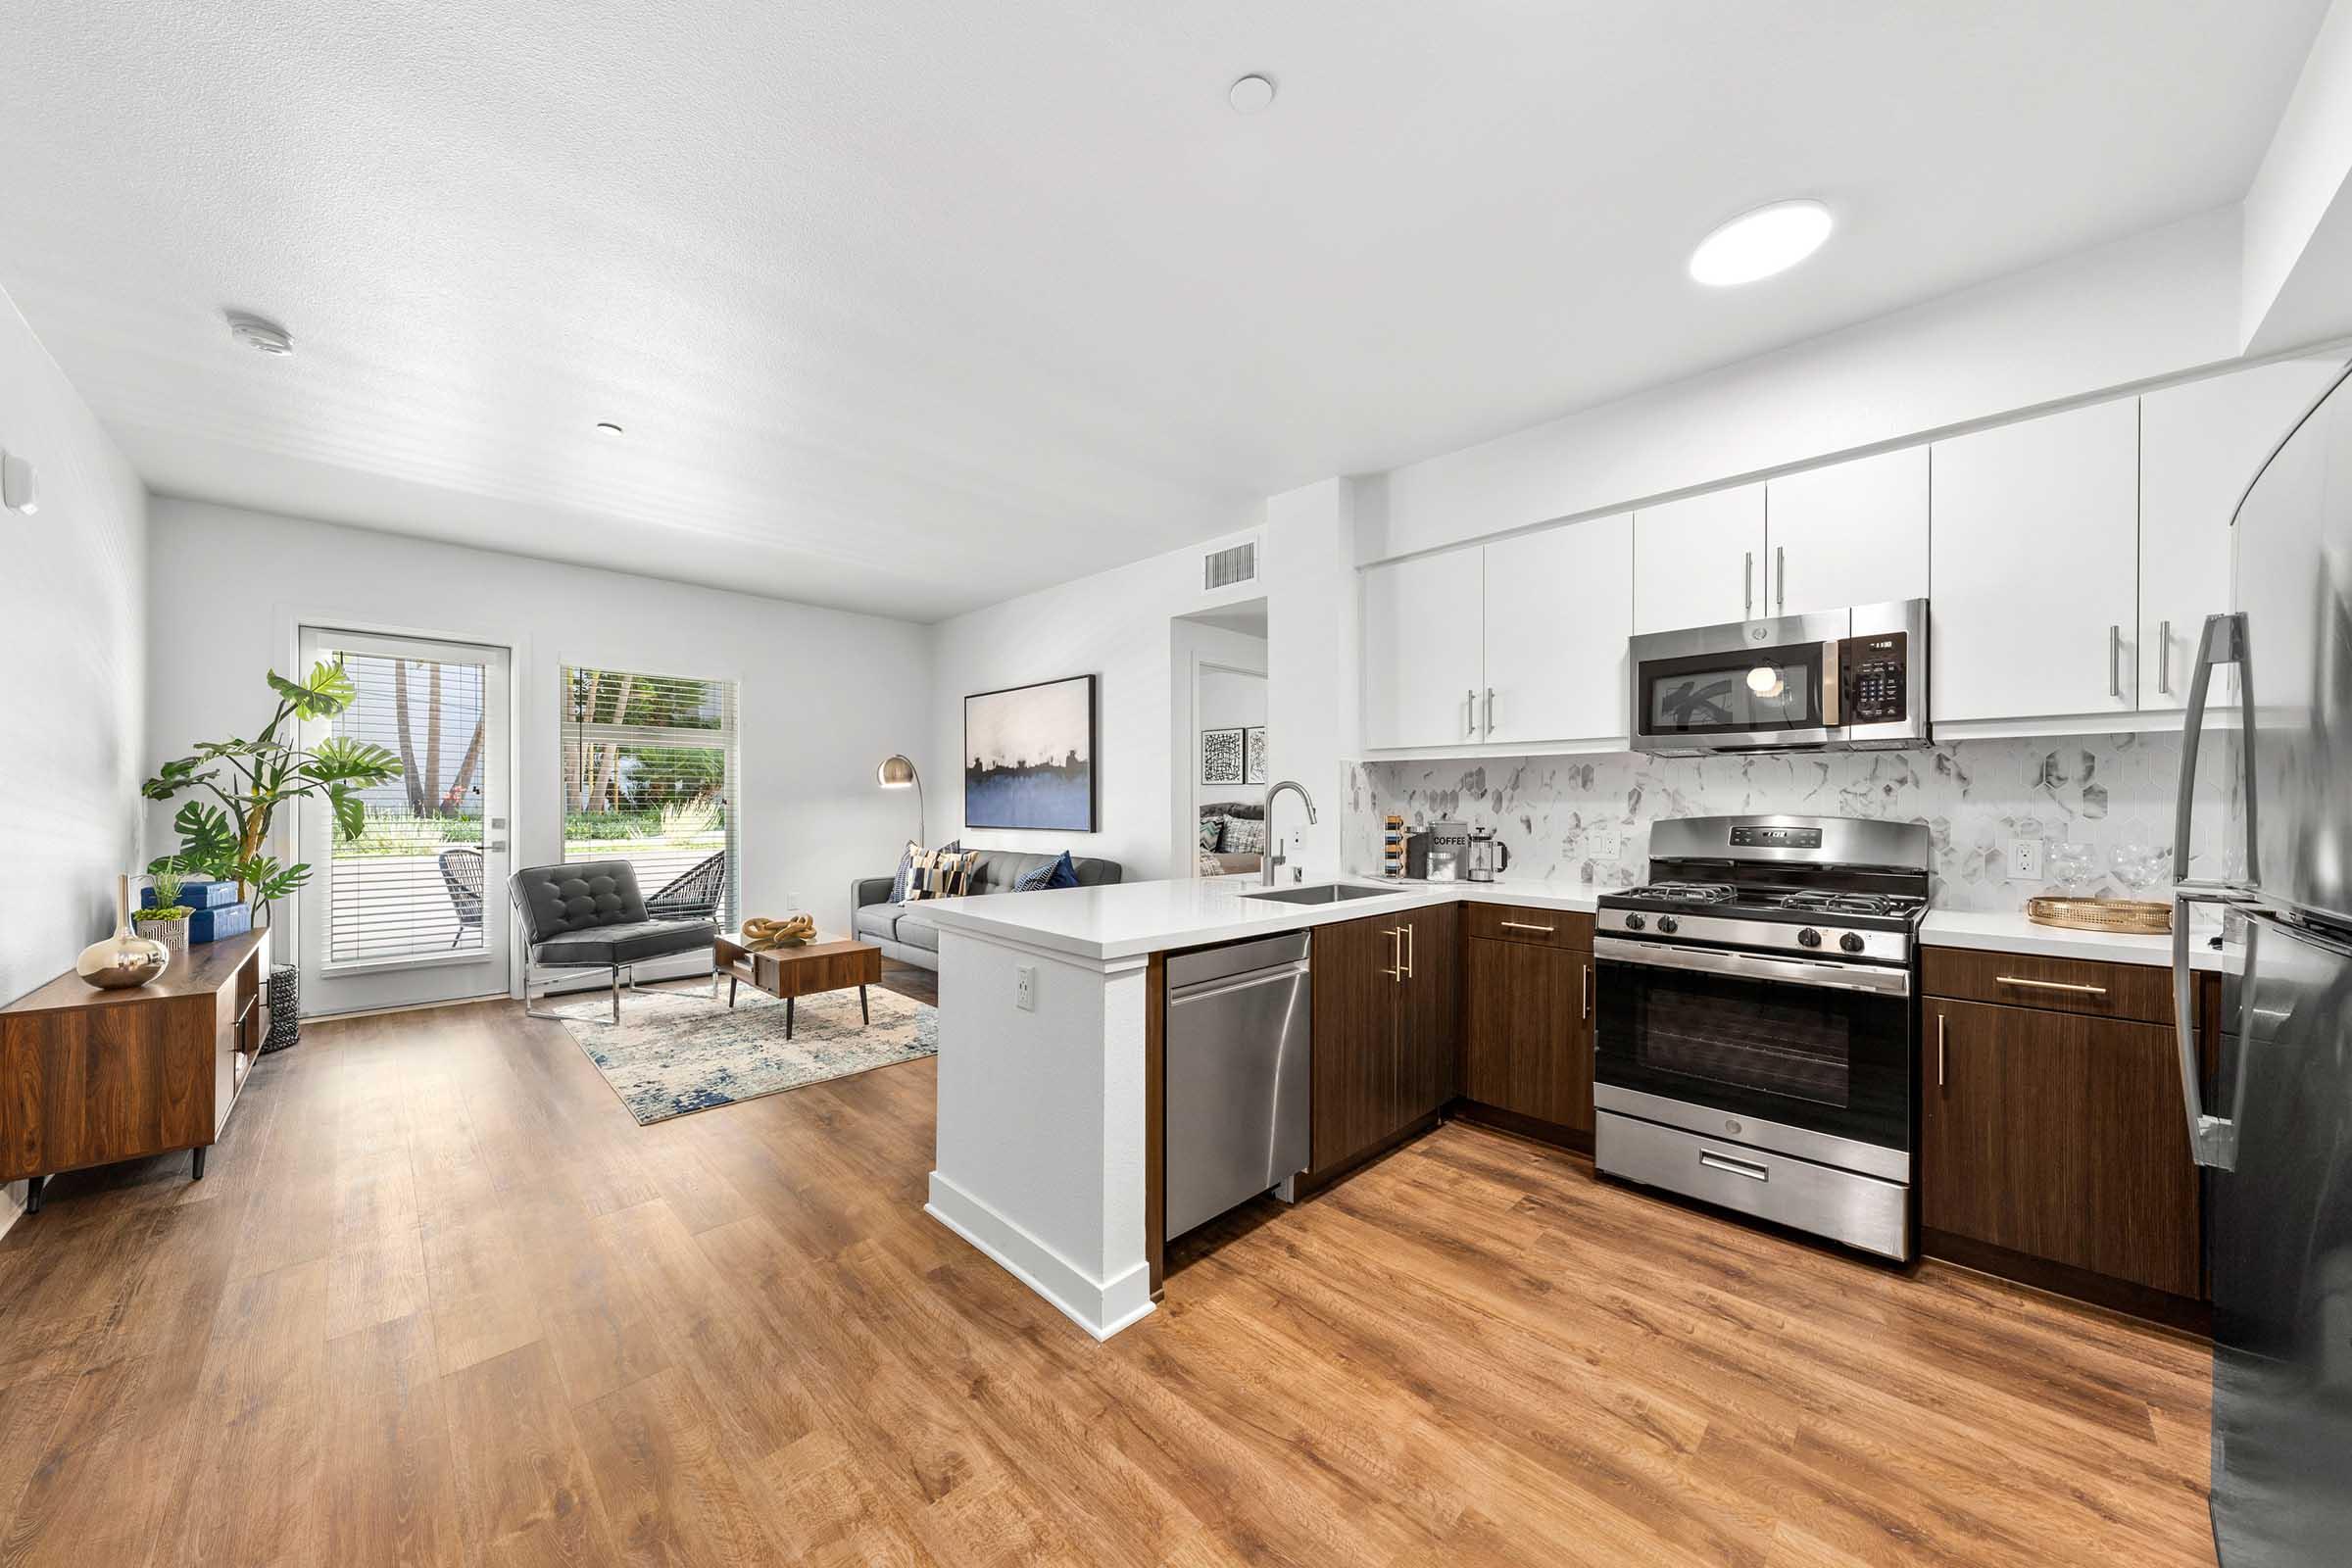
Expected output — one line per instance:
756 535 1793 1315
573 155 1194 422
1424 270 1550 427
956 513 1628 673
1796 927 1822 949
1623 912 1646 931
1657 915 1680 935
1839 932 1866 955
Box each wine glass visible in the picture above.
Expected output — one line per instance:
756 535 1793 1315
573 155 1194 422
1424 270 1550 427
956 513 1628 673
2045 842 2096 895
2111 841 2171 898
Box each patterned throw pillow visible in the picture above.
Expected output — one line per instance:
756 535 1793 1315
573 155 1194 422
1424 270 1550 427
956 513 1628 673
1221 815 1267 856
1199 815 1223 853
892 839 957 903
1013 850 1080 892
906 846 977 901
1196 847 1229 877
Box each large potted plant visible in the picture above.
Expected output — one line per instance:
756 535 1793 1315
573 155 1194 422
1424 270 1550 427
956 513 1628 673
142 659 402 926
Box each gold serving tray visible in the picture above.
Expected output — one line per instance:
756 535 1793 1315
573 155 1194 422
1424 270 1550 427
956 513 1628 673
2025 896 2172 935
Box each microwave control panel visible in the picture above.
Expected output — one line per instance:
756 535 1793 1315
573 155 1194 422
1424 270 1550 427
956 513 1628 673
1841 632 1909 723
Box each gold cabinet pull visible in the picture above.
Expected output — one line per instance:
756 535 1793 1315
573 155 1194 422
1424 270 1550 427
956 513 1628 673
1995 975 2107 997
1383 927 1401 981
1402 921 1415 979
1498 920 1554 934
1936 1011 1946 1088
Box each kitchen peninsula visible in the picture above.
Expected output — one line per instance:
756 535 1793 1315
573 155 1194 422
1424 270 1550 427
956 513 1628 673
922 869 2222 1340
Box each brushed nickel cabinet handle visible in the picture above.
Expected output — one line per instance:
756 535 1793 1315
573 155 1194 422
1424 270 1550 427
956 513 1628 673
1995 975 2107 997
1465 690 1477 738
1581 961 1592 1022
1498 920 1554 934
1744 552 1754 617
2108 624 2122 699
1775 545 1785 610
2158 618 2172 696
1484 687 1494 735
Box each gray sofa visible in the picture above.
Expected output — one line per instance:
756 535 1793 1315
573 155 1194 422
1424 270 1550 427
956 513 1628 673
852 850 1123 969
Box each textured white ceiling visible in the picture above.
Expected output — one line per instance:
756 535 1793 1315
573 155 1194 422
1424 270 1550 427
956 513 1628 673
0 1 2328 619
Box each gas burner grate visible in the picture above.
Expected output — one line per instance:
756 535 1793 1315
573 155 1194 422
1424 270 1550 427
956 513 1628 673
1629 881 1739 906
1776 890 1926 917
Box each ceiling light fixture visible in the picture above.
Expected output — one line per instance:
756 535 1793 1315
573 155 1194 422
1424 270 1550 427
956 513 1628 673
224 310 295 356
1688 199 1834 287
594 421 624 437
1228 74 1276 114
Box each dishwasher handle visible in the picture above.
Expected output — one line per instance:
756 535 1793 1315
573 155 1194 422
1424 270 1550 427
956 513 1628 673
1168 961 1309 1007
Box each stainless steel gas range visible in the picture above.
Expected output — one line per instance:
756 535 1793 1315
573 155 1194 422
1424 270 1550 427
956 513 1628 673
1592 813 1930 1260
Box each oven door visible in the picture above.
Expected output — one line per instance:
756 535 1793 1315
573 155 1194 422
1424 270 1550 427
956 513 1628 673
1628 612 1844 753
1593 937 1914 1163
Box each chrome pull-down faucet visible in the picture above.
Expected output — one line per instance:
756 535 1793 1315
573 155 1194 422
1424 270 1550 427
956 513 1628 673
1262 779 1319 886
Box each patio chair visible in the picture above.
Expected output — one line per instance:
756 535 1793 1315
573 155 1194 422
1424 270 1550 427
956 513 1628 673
646 849 727 922
438 847 484 948
510 860 718 1022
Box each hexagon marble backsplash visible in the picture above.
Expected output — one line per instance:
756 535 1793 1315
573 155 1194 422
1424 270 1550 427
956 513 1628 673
1343 733 2219 912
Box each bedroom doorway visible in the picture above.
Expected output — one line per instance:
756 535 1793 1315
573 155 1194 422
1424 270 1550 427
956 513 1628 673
1171 601 1268 879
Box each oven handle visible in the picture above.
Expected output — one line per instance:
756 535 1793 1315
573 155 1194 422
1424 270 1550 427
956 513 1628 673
1593 935 1913 997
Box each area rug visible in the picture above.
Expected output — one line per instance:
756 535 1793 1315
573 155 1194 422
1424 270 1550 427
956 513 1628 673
551 983 938 1125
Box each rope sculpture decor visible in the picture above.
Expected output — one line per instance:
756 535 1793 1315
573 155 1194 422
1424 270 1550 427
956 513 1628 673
739 913 816 951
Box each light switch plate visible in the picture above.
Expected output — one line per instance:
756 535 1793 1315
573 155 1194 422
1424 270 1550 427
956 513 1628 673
1014 964 1037 1012
2008 837 2043 881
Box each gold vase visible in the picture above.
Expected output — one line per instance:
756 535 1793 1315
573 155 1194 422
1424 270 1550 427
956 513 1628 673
77 874 171 990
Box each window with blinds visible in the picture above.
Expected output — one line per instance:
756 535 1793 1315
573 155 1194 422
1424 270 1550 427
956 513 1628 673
560 666 740 930
325 650 491 964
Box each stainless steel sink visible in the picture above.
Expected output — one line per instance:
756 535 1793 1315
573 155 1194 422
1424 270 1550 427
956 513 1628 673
1240 882 1396 906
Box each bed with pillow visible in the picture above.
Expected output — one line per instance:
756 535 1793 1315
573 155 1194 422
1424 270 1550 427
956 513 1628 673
1198 800 1267 876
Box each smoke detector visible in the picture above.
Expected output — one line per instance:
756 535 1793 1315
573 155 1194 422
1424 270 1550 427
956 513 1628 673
225 311 295 356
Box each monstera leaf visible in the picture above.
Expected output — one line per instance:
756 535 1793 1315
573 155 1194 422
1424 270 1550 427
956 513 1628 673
304 736 401 786
236 856 312 906
140 755 217 801
172 801 239 866
267 658 360 719
326 783 369 842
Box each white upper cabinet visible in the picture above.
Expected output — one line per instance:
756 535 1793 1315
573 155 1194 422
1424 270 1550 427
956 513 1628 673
1764 448 1930 618
1930 398 2140 723
1632 483 1766 633
1361 549 1484 749
1482 514 1633 746
2138 356 2346 710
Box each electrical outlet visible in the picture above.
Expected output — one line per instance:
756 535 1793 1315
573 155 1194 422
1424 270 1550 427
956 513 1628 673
1586 823 1620 859
2008 837 2043 881
1014 964 1037 1012
787 889 802 912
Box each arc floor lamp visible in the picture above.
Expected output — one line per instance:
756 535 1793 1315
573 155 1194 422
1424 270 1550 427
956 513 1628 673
877 754 924 843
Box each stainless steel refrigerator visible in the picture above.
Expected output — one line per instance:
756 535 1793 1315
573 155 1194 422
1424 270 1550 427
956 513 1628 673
2175 356 2352 1567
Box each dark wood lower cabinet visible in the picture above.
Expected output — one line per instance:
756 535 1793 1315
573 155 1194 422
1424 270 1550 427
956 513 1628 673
1308 908 1455 1179
1921 996 2201 1300
1462 936 1593 1135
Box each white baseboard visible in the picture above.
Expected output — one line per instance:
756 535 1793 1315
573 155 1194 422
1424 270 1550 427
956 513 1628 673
0 1181 24 1243
925 1170 1154 1342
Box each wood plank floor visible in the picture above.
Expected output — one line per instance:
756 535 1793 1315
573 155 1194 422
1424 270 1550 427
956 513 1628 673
0 963 2216 1566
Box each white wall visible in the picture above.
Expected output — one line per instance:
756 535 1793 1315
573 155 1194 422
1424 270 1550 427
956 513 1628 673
1263 477 1360 877
0 288 148 1222
1359 208 2252 564
144 500 933 967
1172 623 1266 869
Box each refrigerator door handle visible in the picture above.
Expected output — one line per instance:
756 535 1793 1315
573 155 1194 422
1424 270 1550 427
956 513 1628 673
2170 612 2262 1170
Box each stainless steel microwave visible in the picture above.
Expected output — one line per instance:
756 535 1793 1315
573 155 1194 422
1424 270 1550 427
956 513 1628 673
1628 599 1929 755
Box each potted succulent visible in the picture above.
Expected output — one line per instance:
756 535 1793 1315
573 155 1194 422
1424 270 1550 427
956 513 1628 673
131 859 193 960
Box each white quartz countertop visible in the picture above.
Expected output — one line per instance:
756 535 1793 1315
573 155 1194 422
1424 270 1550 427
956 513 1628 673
922 875 1597 964
1921 909 2223 971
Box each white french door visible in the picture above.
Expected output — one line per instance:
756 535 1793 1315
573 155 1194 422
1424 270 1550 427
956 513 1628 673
296 627 513 1015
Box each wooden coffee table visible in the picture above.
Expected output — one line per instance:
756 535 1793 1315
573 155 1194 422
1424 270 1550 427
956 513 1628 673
713 931 883 1038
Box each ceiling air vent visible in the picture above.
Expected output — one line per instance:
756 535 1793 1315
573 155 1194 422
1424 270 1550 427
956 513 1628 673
1202 539 1257 592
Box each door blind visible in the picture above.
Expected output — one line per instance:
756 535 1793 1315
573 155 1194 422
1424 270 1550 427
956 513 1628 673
560 666 741 929
324 650 490 963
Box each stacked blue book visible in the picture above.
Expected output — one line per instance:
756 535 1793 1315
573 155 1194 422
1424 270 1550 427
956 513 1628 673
143 880 254 943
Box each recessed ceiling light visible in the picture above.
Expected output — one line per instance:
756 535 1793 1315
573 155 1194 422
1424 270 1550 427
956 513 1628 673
594 421 624 437
1228 74 1276 114
1688 200 1834 287
224 310 295 356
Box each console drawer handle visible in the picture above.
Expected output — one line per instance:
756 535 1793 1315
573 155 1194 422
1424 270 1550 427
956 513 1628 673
1699 1151 1769 1183
1995 975 2107 997
1498 920 1554 934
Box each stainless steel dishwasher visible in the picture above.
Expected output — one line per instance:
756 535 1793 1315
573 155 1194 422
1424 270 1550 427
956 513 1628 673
1163 931 1312 1240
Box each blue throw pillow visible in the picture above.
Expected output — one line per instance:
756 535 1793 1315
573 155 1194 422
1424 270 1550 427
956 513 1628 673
1014 851 1080 892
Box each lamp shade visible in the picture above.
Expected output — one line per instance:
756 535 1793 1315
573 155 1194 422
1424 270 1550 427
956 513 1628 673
877 754 918 788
